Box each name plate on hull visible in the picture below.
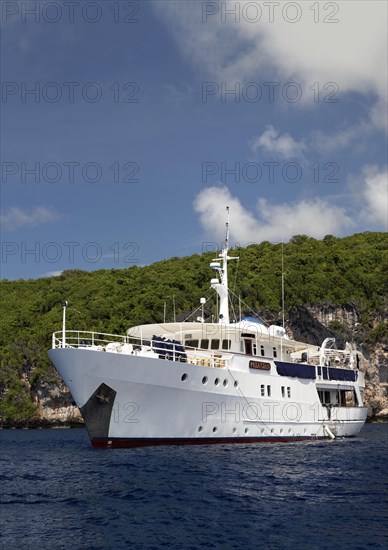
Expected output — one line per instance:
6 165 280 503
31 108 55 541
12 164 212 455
249 360 271 370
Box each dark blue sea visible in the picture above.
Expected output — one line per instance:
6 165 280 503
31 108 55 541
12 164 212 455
1 424 387 550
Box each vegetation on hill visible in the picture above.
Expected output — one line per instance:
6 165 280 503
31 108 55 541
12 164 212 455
0 232 387 424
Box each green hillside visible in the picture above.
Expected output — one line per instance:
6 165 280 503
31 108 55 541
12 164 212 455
1 232 387 424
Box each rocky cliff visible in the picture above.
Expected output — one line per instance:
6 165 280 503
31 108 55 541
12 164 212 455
32 378 83 427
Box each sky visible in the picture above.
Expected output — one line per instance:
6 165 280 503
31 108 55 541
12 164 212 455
0 0 387 280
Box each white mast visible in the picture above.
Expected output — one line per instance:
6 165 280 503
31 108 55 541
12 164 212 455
210 207 238 325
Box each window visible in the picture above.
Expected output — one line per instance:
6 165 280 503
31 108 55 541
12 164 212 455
202 376 208 385
223 379 228 387
260 345 265 357
214 378 220 386
181 374 188 381
281 386 285 398
222 339 231 350
287 387 291 398
267 385 271 397
245 340 253 355
234 381 239 388
185 339 198 349
211 339 220 350
261 384 265 396
273 347 277 358
252 344 257 355
200 339 209 349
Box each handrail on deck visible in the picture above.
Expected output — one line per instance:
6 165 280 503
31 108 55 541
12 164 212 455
52 330 131 349
51 330 228 368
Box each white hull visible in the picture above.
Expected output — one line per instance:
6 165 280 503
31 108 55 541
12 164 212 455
48 347 368 448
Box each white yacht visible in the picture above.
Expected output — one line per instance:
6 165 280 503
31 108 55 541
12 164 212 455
48 211 368 447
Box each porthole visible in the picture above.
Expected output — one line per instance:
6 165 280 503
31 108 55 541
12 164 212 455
261 428 265 434
244 428 249 434
212 426 218 433
271 428 274 433
288 428 292 434
234 380 239 388
214 378 220 386
181 373 188 381
198 426 203 432
223 379 228 387
304 428 307 434
280 428 283 434
232 427 237 434
202 376 208 385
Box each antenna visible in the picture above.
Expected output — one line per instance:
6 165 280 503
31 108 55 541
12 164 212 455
61 301 68 348
281 239 285 361
281 238 285 329
225 205 230 251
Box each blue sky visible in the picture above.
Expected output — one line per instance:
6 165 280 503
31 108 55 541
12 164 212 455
1 0 387 280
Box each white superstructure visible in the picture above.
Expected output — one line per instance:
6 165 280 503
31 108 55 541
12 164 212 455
48 210 368 448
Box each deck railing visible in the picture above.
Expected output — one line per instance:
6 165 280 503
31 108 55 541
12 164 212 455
52 330 131 350
51 330 228 368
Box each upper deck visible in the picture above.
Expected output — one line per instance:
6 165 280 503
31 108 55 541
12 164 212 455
52 322 365 378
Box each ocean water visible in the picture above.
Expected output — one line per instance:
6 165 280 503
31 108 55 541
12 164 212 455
0 425 387 550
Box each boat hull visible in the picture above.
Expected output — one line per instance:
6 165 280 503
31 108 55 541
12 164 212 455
91 435 328 448
48 347 368 447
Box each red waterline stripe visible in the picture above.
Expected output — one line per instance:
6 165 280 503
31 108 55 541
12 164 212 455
91 435 325 449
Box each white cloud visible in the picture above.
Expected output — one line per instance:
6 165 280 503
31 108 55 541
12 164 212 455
194 185 262 243
40 271 63 278
255 197 354 241
154 0 387 128
194 186 354 243
162 83 193 106
0 206 60 231
250 124 307 160
251 122 374 160
360 167 388 229
369 97 388 132
311 122 372 154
